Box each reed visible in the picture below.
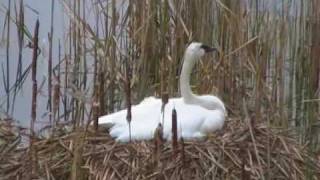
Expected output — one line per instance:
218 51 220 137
30 19 40 178
4 0 11 114
1 0 320 179
47 0 54 127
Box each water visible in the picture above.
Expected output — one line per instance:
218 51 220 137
0 0 130 129
0 0 65 127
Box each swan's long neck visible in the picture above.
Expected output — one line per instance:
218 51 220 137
180 52 226 114
180 53 197 104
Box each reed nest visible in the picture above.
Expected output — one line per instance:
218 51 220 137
1 117 319 180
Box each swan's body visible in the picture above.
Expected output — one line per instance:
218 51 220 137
99 42 226 142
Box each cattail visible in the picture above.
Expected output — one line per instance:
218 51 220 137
5 0 11 114
92 85 100 132
52 74 60 123
48 33 53 124
30 19 40 178
180 137 185 166
57 40 61 123
154 123 163 142
153 123 163 165
48 0 54 124
125 58 132 142
172 107 178 156
30 19 39 136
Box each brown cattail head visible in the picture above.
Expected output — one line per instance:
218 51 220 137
161 92 169 106
92 85 100 132
31 19 39 135
161 92 169 112
154 123 164 142
172 108 178 155
153 123 164 165
125 59 132 123
125 59 132 142
52 76 60 120
30 19 40 178
180 137 185 165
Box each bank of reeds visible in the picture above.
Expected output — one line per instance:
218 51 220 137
1 116 319 179
1 0 320 179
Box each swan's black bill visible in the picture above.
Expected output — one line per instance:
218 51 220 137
201 44 217 53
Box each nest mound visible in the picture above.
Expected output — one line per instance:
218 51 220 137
1 118 319 180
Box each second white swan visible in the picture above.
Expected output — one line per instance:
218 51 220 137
98 42 226 142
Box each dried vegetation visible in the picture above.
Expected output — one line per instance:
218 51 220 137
1 117 319 179
1 0 320 179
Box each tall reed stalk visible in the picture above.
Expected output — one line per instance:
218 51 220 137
48 0 54 127
5 0 11 114
30 19 40 178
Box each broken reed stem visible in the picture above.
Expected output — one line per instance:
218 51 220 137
161 92 169 125
63 56 68 122
108 0 116 113
172 107 178 156
53 78 60 124
92 87 99 132
48 0 55 126
125 58 132 142
126 52 133 180
56 40 62 123
153 123 163 165
92 12 99 132
30 19 40 178
48 33 53 124
5 0 11 113
180 137 185 165
30 19 39 138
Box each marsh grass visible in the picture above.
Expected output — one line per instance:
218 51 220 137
1 0 320 179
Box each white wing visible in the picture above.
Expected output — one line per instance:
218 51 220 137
98 97 161 127
98 97 225 142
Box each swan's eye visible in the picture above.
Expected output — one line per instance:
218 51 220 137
200 44 217 53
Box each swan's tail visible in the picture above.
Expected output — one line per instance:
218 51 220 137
97 120 114 129
98 110 127 128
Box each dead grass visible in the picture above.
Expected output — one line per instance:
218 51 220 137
1 116 319 180
2 0 320 179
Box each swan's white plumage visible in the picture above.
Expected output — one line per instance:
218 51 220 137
98 42 226 142
99 97 224 142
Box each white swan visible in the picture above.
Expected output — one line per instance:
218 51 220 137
98 42 226 142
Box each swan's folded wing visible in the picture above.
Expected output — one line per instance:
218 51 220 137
98 97 162 141
98 97 160 127
110 119 159 141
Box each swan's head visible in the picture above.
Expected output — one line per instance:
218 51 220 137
185 42 217 61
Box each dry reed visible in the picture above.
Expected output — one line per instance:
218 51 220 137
1 116 319 179
1 0 320 179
